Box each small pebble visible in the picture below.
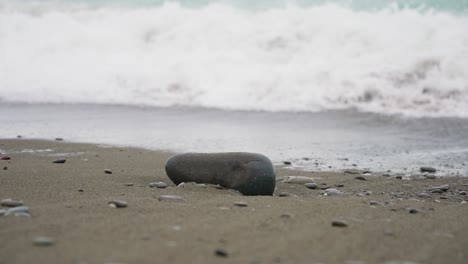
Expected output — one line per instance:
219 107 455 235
177 182 185 188
426 174 436 179
3 166 7 170
395 175 402 179
33 237 55 247
335 184 344 187
6 206 29 215
418 193 431 198
55 137 64 141
52 159 66 164
331 219 348 227
459 191 467 195
369 201 384 206
0 209 7 216
285 176 314 184
355 176 366 181
155 182 168 188
108 200 128 208
420 166 437 173
408 208 423 214
124 183 134 186
104 169 112 174
282 161 292 165
196 183 207 188
324 188 343 196
1 198 24 207
214 248 228 257
304 183 318 189
78 189 84 192
278 192 295 197
233 201 248 207
14 212 31 218
0 156 11 160
17 135 22 139
158 195 186 202
344 169 362 174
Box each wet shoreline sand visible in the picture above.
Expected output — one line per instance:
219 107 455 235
0 139 467 264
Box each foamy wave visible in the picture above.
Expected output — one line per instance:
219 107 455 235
1 3 468 117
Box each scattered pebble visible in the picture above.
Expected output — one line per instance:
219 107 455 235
196 184 207 188
331 219 348 227
17 135 22 139
429 184 449 193
6 206 29 215
233 201 248 207
459 191 467 195
124 183 134 186
335 184 344 187
278 192 296 197
355 176 366 181
214 248 228 257
158 195 186 202
285 176 314 184
14 212 31 218
369 201 384 206
155 182 168 188
104 169 113 174
344 169 362 174
52 159 66 164
304 183 318 189
108 200 128 208
426 174 436 179
177 182 185 188
3 166 7 170
1 156 11 160
33 237 55 247
324 188 343 196
408 208 423 214
1 198 24 207
418 193 431 198
282 161 292 165
395 175 403 180
55 138 64 141
420 166 437 173
78 189 84 192
0 209 6 216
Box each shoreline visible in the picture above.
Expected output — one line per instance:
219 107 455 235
1 139 467 263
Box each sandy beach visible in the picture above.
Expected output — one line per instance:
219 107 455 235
0 139 467 264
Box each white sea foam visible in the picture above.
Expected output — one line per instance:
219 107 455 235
1 3 468 117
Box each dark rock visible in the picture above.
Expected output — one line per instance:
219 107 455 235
460 191 467 195
3 166 6 170
108 200 128 208
429 184 449 193
304 183 318 189
0 156 11 160
165 153 276 196
369 201 384 206
282 161 292 165
335 184 344 187
1 198 24 207
155 182 168 188
331 219 348 227
408 208 423 214
355 176 366 181
420 167 437 173
278 192 296 197
324 188 343 196
52 159 66 164
395 175 402 179
104 169 112 174
214 248 228 257
78 189 84 192
55 138 64 141
17 135 22 139
124 183 134 186
344 169 362 174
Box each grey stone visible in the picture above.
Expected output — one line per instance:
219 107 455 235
55 137 64 141
420 166 436 173
408 208 423 214
324 188 343 196
233 201 248 207
344 169 362 174
355 176 366 181
33 237 55 246
278 192 296 197
1 198 24 207
418 193 431 198
104 169 113 174
426 174 436 179
158 195 186 202
155 182 168 188
459 191 467 195
52 159 66 164
304 183 318 189
108 200 128 208
429 184 449 193
285 176 315 184
14 212 31 218
331 219 348 227
369 201 384 206
165 153 276 196
0 209 6 216
6 206 29 215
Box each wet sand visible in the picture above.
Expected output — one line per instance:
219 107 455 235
0 139 467 264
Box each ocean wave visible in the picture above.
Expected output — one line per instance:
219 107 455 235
1 3 468 117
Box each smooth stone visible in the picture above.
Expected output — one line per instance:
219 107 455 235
214 248 228 257
1 198 24 207
429 184 449 192
420 166 436 173
408 208 423 214
418 193 431 198
165 153 276 196
233 201 248 207
355 176 366 181
155 182 168 188
6 206 29 215
33 237 55 246
0 209 6 216
282 161 292 165
108 200 128 208
304 183 318 189
3 166 7 170
278 192 296 197
369 201 384 206
331 219 348 227
55 137 64 141
124 183 134 186
426 174 436 179
324 188 343 196
104 169 113 174
344 169 362 174
158 195 186 202
1 156 11 160
52 159 66 164
285 176 314 184
14 212 31 218
460 191 467 195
